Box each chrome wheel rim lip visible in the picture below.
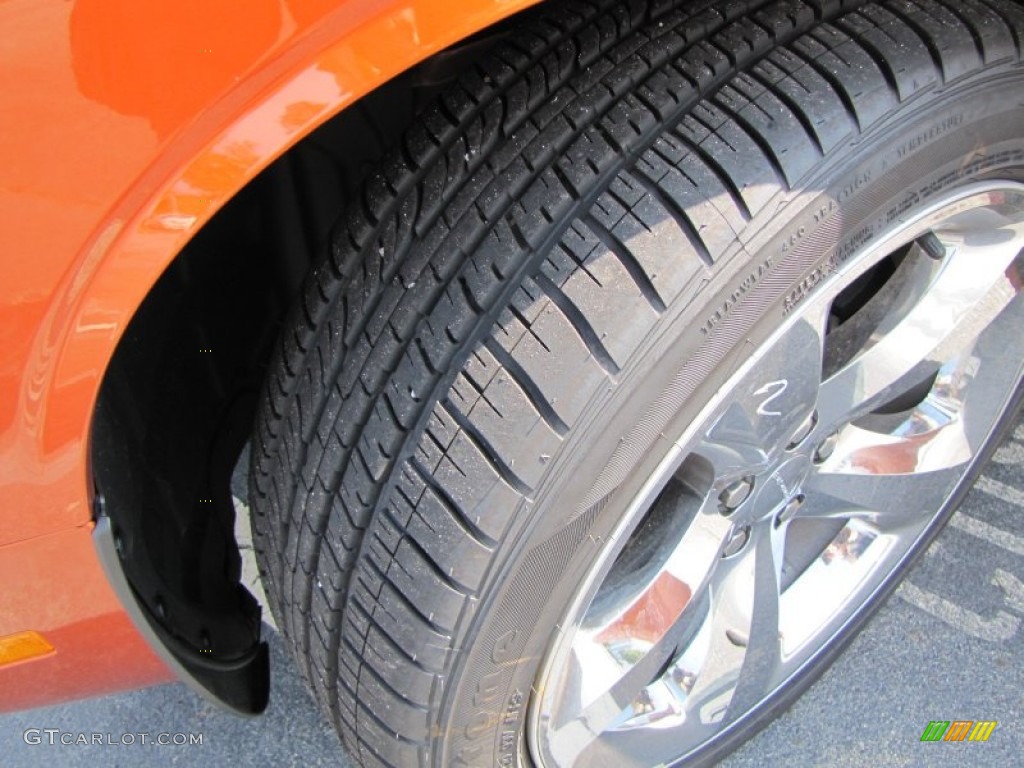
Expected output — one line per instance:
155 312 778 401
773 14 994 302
528 182 1024 768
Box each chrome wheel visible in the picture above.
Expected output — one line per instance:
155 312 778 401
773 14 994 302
530 182 1024 767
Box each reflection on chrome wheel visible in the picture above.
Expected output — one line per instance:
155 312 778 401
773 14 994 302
530 184 1024 767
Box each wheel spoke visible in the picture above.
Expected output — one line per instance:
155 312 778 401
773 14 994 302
799 463 962 531
700 303 829 469
543 512 787 753
689 432 770 478
817 234 1024 432
686 519 784 725
821 391 974 478
546 498 731 742
724 520 787 719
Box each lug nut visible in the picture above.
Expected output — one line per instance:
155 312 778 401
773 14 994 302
722 525 751 558
787 410 818 450
814 431 840 463
719 476 754 514
775 494 805 527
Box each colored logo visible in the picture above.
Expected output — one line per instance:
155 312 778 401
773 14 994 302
920 721 997 742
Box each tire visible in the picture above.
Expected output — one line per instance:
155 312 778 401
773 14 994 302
249 1 1024 766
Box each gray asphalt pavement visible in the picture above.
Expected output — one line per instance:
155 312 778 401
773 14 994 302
3 419 1023 768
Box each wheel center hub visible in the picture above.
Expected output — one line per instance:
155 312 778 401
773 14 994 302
751 454 812 522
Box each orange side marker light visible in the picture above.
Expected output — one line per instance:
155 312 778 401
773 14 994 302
0 631 55 667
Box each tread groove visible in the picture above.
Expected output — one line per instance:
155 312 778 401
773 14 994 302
532 270 623 375
440 398 534 496
834 17 903 100
363 555 454 635
483 336 572 437
346 599 440 679
744 67 826 154
628 167 716 268
785 42 864 131
709 94 791 186
379 502 477 593
670 125 755 219
975 0 1023 53
409 456 501 547
882 1 948 78
937 1 988 63
583 212 669 311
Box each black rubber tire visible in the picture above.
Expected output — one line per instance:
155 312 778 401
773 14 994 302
249 0 1024 766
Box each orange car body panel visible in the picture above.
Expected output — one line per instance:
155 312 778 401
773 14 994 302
0 0 538 711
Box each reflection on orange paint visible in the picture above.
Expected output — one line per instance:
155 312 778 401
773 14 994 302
596 573 693 646
70 1 281 138
0 0 539 709
848 437 922 475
